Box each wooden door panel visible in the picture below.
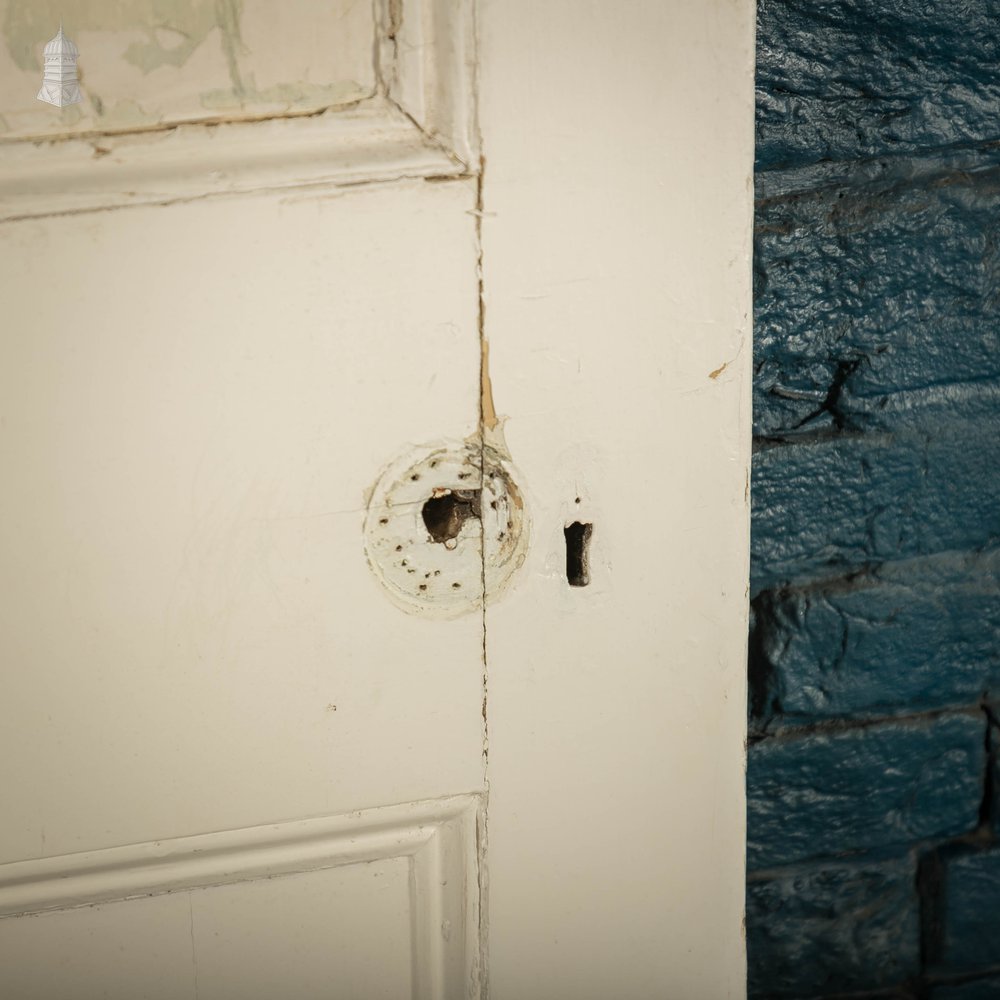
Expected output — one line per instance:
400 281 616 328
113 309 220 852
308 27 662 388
0 865 412 1000
0 7 489 995
0 178 484 861
0 797 480 1000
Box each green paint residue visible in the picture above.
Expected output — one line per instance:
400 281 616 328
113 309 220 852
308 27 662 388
199 77 366 112
4 0 367 132
57 103 83 127
213 0 246 97
89 97 153 129
3 0 244 74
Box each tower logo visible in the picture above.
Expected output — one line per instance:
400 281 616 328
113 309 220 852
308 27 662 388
37 24 82 108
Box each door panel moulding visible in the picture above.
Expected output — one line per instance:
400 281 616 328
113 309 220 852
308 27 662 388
0 795 483 1000
0 0 477 223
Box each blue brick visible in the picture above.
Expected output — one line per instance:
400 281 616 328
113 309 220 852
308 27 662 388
751 426 1000 592
754 169 1000 438
756 0 1000 175
749 551 1000 725
747 714 984 870
992 715 1000 836
930 978 1000 1000
747 854 919 998
934 847 1000 971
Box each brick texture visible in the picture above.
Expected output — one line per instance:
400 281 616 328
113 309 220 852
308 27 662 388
929 977 1000 1000
756 0 1000 173
747 715 984 870
749 551 1000 726
747 854 919 998
754 169 1000 440
749 0 1000 995
930 847 1000 972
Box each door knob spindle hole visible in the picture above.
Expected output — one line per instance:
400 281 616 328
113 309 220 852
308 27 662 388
422 490 482 545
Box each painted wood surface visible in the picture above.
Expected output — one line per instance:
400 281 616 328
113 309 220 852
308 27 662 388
478 2 754 997
0 8 489 996
0 863 414 1000
0 174 485 856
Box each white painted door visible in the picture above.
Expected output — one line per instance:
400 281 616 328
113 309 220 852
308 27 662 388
0 3 753 998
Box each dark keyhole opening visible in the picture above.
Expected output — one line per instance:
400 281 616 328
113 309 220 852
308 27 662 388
565 521 593 586
422 490 482 545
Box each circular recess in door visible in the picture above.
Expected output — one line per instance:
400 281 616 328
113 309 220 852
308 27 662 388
363 441 528 617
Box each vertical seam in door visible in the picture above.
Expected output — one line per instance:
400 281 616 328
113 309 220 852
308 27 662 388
476 164 490 780
475 150 492 1000
379 0 491 986
472 1 491 989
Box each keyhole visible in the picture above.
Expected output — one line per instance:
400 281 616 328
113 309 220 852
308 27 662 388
422 490 482 546
564 522 592 587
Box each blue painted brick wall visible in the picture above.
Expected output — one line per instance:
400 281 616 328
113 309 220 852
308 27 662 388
930 977 1000 1000
931 846 1000 971
750 550 1000 724
750 1 1000 996
747 854 920 998
747 715 984 870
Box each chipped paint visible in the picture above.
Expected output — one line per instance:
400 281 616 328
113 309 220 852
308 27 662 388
363 441 529 619
480 335 499 433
